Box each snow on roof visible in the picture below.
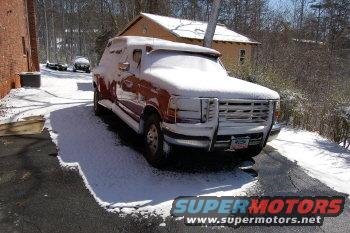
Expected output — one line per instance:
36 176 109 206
110 36 221 56
139 13 259 44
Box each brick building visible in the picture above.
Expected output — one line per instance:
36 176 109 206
0 0 39 98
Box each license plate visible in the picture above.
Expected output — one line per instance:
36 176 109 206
230 137 250 150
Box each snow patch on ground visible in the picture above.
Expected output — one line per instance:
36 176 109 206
0 67 91 123
0 66 256 217
269 128 350 196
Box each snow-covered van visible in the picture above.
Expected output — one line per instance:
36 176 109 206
93 36 281 167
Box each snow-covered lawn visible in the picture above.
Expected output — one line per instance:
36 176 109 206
0 66 256 217
269 129 350 197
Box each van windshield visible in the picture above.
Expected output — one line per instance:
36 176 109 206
144 50 227 74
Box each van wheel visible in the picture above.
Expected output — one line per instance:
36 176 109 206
93 88 104 116
144 114 169 168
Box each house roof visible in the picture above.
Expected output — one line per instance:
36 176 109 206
118 13 260 44
109 36 221 56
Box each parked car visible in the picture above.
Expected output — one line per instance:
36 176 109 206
46 61 68 71
93 36 281 167
73 57 90 73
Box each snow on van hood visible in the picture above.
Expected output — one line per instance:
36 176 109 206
143 68 279 100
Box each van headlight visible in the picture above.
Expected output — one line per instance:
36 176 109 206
167 97 212 124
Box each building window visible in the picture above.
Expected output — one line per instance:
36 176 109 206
21 37 26 55
239 49 246 64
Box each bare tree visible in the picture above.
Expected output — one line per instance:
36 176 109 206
203 0 221 48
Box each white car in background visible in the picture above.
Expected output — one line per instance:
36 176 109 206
73 57 91 73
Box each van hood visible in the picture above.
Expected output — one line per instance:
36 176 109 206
143 68 279 100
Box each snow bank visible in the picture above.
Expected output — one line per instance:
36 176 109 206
269 128 350 196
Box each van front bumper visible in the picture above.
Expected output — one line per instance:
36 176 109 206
163 129 211 149
162 125 279 151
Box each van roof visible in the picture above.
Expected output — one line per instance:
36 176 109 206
108 36 221 57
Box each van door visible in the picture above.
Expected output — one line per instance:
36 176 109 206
98 44 125 102
117 49 143 121
108 48 127 103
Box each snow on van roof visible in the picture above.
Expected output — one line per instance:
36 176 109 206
139 13 259 44
109 36 222 56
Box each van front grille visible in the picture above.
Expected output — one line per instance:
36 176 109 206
218 100 270 125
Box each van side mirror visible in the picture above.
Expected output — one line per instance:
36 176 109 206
118 62 130 71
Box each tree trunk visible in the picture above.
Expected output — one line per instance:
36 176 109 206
43 0 50 62
203 0 222 48
50 0 57 61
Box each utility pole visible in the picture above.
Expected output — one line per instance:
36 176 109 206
203 0 222 48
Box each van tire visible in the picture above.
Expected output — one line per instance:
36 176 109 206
93 88 104 116
143 114 169 168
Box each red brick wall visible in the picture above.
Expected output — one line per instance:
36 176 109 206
0 0 39 99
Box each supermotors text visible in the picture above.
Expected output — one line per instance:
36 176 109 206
171 196 345 227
